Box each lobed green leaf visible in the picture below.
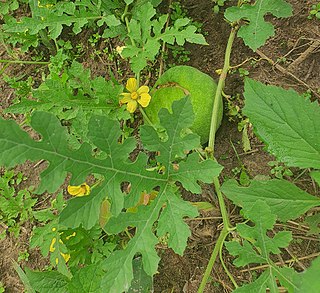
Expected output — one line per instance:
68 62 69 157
227 201 298 292
0 97 222 291
225 0 292 50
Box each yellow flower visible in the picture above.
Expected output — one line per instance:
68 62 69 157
67 183 91 197
120 78 151 113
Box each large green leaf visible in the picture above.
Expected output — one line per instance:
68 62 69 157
225 0 292 50
243 78 320 169
0 97 222 292
222 179 320 222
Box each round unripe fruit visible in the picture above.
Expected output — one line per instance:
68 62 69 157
145 66 222 144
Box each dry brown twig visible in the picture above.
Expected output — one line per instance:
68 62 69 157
255 49 320 99
288 40 320 71
239 252 320 273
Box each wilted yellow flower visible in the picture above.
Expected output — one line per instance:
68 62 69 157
61 253 70 262
67 183 91 196
49 232 75 264
116 45 126 58
49 237 57 253
120 78 151 113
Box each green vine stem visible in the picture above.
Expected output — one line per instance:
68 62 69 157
0 59 50 65
213 176 231 229
219 230 239 289
198 25 238 292
198 227 229 292
208 26 237 152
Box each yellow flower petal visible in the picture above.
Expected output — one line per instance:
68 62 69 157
137 85 149 95
120 94 132 104
67 183 91 197
127 100 138 113
65 232 76 240
61 253 70 262
138 93 151 107
50 238 56 253
126 78 137 93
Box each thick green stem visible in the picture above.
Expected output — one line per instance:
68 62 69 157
208 26 237 152
198 227 229 293
199 26 238 292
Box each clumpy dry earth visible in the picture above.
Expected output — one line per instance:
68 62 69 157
1 0 320 292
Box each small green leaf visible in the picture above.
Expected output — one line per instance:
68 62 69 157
227 201 298 292
222 179 320 222
25 269 70 293
310 171 320 186
170 153 223 193
234 267 298 293
225 0 292 50
303 213 320 235
225 240 267 267
128 257 153 293
30 221 57 256
227 200 292 264
124 3 207 73
294 256 320 292
157 187 198 255
68 263 104 293
12 261 35 293
243 78 320 169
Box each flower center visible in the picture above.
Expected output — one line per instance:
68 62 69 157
131 92 138 100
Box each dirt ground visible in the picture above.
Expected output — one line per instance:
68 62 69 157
1 0 320 292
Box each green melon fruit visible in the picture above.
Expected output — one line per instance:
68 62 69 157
145 66 223 144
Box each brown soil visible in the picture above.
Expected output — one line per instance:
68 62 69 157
1 0 320 292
